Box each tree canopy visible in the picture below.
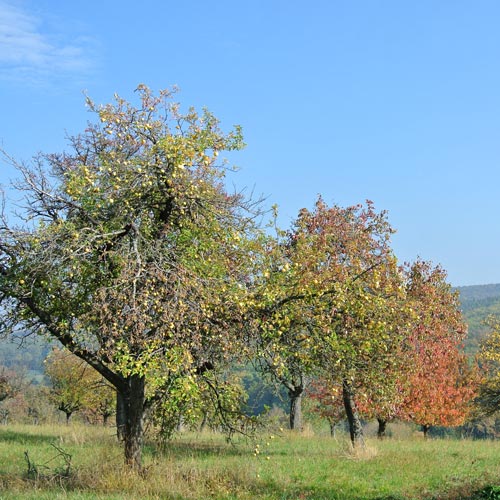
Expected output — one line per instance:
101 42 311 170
0 86 265 467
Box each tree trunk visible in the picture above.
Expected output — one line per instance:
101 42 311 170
65 412 72 424
377 418 387 439
329 420 337 438
342 379 364 447
176 414 184 433
289 386 304 431
116 390 126 441
422 424 430 439
199 411 208 432
123 375 146 469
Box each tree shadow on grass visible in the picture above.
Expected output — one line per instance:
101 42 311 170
0 429 57 446
149 438 252 459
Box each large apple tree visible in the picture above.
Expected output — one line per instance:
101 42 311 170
0 86 264 467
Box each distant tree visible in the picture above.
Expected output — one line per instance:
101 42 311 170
356 368 408 439
44 348 99 423
254 321 314 431
355 309 414 439
307 378 345 436
82 378 116 425
45 348 116 425
0 366 27 424
0 366 16 402
0 393 28 424
250 219 316 431
24 384 54 425
461 413 500 439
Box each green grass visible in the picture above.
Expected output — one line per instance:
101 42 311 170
0 424 500 499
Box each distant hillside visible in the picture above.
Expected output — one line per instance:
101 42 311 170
0 335 52 382
457 284 500 308
456 284 500 354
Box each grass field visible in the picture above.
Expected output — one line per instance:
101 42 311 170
0 423 500 499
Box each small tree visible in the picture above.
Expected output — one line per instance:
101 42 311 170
355 333 412 439
254 322 314 431
307 378 345 436
82 378 116 425
24 384 53 424
44 348 96 423
0 393 28 424
0 365 25 423
0 366 17 402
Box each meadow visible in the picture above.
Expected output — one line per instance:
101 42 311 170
0 423 499 499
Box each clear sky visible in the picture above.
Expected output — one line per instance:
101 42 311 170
0 0 499 286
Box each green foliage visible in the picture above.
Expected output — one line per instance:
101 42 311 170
478 485 500 500
44 348 115 423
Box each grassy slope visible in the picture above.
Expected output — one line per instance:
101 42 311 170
0 424 500 499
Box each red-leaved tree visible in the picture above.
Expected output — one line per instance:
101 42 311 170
307 378 345 436
401 260 478 437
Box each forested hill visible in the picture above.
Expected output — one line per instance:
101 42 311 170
457 283 500 307
0 334 52 382
456 284 500 354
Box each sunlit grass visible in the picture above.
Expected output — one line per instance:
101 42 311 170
0 423 500 499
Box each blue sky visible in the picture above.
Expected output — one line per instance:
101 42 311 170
0 0 499 286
